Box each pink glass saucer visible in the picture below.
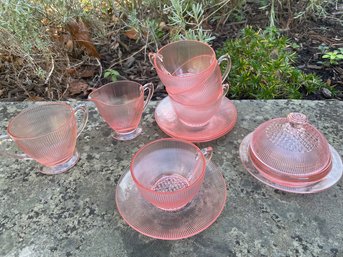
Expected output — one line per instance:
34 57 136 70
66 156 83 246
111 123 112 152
155 96 237 142
115 161 227 240
239 133 343 194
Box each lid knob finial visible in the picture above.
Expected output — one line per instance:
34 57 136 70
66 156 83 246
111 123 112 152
287 113 308 127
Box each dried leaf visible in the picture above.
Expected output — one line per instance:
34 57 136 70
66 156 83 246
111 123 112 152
159 21 167 30
66 19 100 58
66 67 77 76
14 57 24 66
29 96 45 101
78 67 97 78
110 42 119 50
124 28 139 40
69 80 89 96
111 15 119 23
326 79 331 86
66 39 73 52
76 40 99 58
41 18 49 26
51 32 70 46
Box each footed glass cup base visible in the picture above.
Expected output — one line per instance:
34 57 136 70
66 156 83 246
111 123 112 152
40 151 80 175
113 127 142 141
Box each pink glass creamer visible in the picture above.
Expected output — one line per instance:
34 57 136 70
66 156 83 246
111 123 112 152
130 138 213 211
0 103 88 174
89 81 154 141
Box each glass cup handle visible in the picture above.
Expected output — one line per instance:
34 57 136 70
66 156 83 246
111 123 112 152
74 104 89 138
142 82 154 111
191 146 213 180
148 53 170 74
148 52 157 67
201 147 213 162
222 83 230 97
218 54 232 83
0 134 31 160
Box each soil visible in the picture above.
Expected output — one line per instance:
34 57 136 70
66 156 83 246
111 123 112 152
287 18 343 100
0 3 342 101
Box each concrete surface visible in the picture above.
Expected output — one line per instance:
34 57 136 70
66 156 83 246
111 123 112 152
0 100 342 257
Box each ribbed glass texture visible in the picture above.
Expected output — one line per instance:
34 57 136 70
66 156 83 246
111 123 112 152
154 97 237 142
116 161 227 240
152 40 217 95
250 113 331 184
169 91 223 127
130 139 207 211
89 81 144 133
167 57 224 105
8 103 77 167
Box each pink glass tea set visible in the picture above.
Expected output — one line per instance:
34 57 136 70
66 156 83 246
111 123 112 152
0 40 342 240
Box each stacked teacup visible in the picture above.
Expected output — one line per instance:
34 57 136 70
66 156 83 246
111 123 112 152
150 40 231 127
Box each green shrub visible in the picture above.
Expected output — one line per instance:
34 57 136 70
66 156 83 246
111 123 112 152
118 0 247 44
217 27 328 99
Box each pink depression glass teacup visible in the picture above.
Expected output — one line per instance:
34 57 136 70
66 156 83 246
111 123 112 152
0 103 88 175
170 84 229 128
88 80 154 141
130 138 213 211
167 55 231 105
149 40 231 96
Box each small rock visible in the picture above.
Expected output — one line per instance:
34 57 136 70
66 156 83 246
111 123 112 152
321 88 332 98
336 92 343 100
124 56 135 68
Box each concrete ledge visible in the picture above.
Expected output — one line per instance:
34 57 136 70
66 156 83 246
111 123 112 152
1 100 342 257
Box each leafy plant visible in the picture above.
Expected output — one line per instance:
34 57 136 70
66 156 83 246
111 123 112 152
318 43 329 54
0 0 49 53
104 69 120 82
294 0 329 19
258 0 331 28
217 27 328 99
322 48 343 65
123 9 164 48
165 0 215 43
116 0 251 44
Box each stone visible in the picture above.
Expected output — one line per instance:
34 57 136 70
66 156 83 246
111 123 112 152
0 100 343 257
321 88 332 98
